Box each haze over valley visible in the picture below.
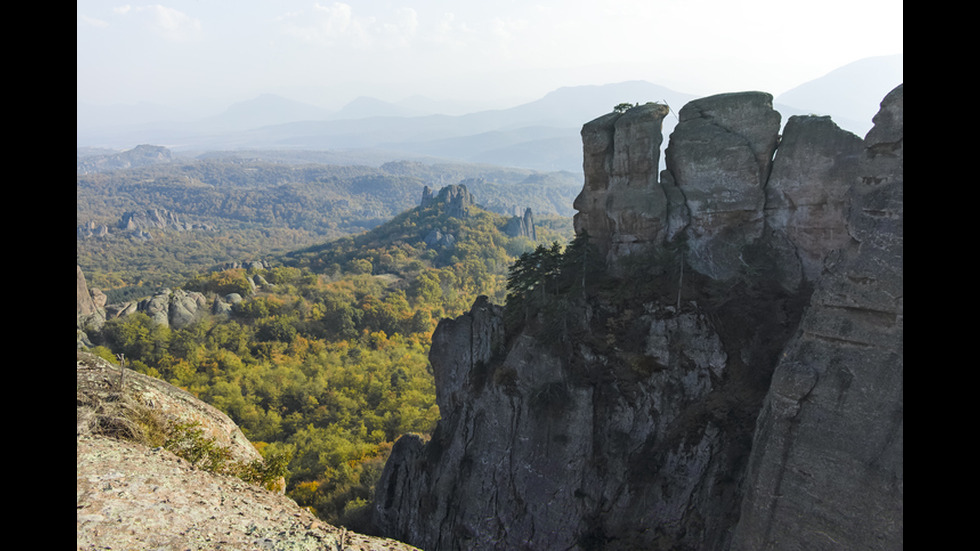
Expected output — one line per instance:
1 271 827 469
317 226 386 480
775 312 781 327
78 55 902 174
78 2 901 550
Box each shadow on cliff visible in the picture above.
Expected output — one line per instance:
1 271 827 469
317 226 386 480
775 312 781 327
369 85 903 551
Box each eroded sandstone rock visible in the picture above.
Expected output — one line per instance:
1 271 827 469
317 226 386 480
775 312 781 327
76 351 421 551
574 102 672 261
731 84 903 551
665 91 781 280
371 85 903 550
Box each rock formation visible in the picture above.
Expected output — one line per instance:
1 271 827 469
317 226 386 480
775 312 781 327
371 86 903 550
731 84 903 550
119 208 190 232
574 102 673 260
77 265 108 345
77 207 215 240
76 143 174 174
77 351 420 551
503 208 537 240
426 184 474 219
76 262 274 340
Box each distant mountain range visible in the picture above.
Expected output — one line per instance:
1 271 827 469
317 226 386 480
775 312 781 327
77 55 902 173
773 54 904 135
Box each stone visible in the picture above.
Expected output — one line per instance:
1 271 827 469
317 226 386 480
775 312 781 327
371 85 903 551
574 103 672 261
665 91 781 280
764 114 864 286
76 351 421 551
731 84 903 551
503 207 537 240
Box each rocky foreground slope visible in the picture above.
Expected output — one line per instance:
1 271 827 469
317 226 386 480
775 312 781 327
76 352 419 551
371 86 902 550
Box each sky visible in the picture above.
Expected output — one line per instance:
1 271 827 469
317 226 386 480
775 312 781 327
77 0 903 114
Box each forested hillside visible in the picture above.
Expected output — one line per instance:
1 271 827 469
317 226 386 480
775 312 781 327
77 149 579 302
79 174 574 531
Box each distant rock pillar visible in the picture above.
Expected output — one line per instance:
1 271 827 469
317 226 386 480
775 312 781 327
420 185 434 207
523 208 536 241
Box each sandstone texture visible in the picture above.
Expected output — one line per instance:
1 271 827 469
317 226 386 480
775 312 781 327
77 352 420 551
731 84 903 551
372 86 903 550
574 102 672 259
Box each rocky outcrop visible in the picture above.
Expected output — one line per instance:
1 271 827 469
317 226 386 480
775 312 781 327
78 207 215 240
573 102 672 260
76 143 174 174
421 184 475 219
664 92 781 280
77 351 262 466
423 229 457 250
76 261 279 338
77 265 108 340
76 351 420 551
213 259 272 271
77 221 110 239
731 84 903 551
77 265 102 321
574 92 865 286
502 207 537 240
98 287 212 330
371 86 903 550
119 208 191 232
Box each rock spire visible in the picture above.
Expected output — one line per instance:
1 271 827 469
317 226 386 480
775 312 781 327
371 85 903 550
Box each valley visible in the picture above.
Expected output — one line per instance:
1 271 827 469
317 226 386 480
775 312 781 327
77 70 902 549
77 151 578 301
77 157 573 530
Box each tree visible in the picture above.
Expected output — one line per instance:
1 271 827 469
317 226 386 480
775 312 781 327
557 230 603 294
505 241 564 330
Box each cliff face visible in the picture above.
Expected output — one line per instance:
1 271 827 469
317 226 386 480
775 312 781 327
731 85 903 550
371 85 902 550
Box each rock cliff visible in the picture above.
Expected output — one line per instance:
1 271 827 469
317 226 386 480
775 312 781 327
420 184 475 219
371 86 902 550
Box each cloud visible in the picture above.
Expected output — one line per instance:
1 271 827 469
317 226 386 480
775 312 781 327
77 14 109 28
380 7 418 48
278 2 372 48
117 4 203 43
276 3 425 52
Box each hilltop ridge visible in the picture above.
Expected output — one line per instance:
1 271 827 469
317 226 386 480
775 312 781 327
78 56 900 172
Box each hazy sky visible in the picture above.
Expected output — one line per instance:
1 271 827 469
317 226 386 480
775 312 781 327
77 0 903 111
